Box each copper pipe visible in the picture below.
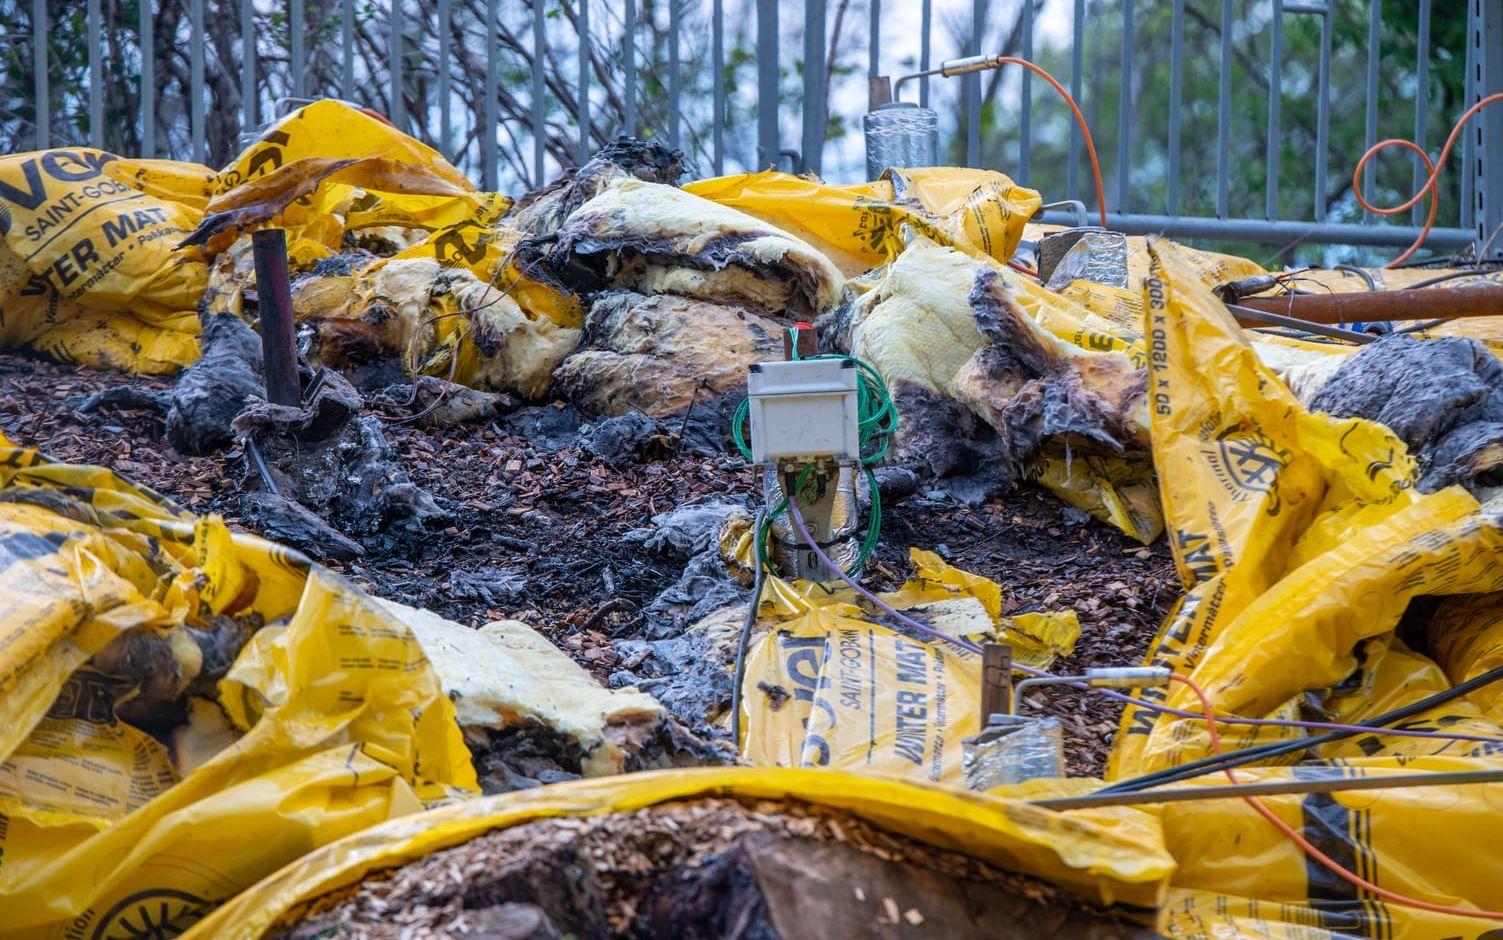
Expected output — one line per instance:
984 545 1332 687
1235 283 1503 326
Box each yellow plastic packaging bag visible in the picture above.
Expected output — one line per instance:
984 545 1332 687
196 100 498 256
685 166 1041 275
1427 592 1503 723
1026 450 1163 545
1110 241 1503 778
739 600 982 785
0 433 476 938
1156 754 1503 939
0 150 212 370
188 766 1176 939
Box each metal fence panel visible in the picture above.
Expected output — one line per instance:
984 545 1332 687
3 0 1494 253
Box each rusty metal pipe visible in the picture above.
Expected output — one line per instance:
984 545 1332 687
251 228 302 407
1235 283 1503 326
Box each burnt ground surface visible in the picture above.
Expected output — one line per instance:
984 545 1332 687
272 797 1152 939
0 353 1178 775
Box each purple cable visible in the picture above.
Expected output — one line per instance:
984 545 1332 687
783 499 1503 749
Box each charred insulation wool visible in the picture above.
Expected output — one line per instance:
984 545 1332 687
518 178 845 321
1309 333 1503 493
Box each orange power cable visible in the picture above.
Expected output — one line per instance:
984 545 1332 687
1353 93 1503 268
983 56 1109 229
1171 673 1503 922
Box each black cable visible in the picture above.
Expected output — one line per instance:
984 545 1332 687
1403 269 1495 290
1394 317 1453 335
729 509 768 748
1097 662 1503 795
1331 264 1378 292
1390 253 1454 269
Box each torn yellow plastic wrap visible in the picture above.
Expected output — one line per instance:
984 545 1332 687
189 766 1175 939
0 433 476 938
194 101 502 259
1078 240 1503 936
1110 240 1503 779
684 166 1042 275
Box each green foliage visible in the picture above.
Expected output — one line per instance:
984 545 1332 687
960 0 1471 264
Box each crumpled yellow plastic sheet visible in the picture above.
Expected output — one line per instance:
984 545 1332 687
685 166 1042 275
187 766 1176 939
195 99 501 258
1111 241 1503 777
0 432 476 938
1091 240 1503 937
0 100 527 375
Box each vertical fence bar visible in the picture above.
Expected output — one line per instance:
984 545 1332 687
1314 6 1330 221
625 0 638 135
142 0 156 155
916 0 930 108
670 0 682 151
869 0 880 77
1412 0 1432 226
1464 0 1477 232
342 0 354 98
1019 0 1033 185
240 0 255 134
1266 0 1282 221
803 0 827 174
1363 0 1380 222
391 0 405 130
533 0 546 185
483 0 498 189
580 0 593 165
756 0 777 167
1215 0 1231 218
32 0 47 149
1165 0 1183 214
1478 0 1503 255
966 0 985 167
1069 0 1084 199
191 0 205 162
712 0 724 173
291 0 305 99
1116 0 1134 212
88 0 102 148
439 0 452 156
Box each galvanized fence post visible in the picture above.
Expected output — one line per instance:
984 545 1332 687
756 0 778 168
142 0 156 156
1476 0 1503 258
802 0 827 175
88 0 102 148
33 0 47 149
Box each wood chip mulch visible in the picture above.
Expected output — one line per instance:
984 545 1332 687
0 352 1179 776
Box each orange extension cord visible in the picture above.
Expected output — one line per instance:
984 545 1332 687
983 57 1107 281
986 56 1109 229
996 58 1503 271
1171 673 1503 921
1353 93 1503 267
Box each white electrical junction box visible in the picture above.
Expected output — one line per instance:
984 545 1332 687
746 359 861 465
